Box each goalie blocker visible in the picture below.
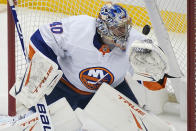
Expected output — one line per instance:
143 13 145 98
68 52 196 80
10 52 63 108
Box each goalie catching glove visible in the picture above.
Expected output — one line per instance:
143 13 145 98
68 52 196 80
129 39 168 81
10 52 63 108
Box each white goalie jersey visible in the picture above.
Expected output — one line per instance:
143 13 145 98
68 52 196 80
29 15 162 93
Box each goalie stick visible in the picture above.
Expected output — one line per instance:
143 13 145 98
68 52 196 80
7 0 54 130
7 0 26 59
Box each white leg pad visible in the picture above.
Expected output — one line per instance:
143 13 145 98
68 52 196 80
75 108 109 131
0 98 82 131
0 113 42 131
48 98 82 131
83 83 175 131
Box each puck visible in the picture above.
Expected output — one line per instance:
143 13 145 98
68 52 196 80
142 25 151 35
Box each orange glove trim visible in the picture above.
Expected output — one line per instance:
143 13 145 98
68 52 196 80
143 76 167 91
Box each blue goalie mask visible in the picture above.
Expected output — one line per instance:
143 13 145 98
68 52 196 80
96 3 132 50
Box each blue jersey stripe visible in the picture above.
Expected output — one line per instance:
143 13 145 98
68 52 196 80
93 31 103 50
30 29 59 66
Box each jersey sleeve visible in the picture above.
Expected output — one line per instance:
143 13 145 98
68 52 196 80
29 18 70 62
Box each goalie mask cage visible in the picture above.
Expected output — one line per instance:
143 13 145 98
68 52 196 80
4 0 194 130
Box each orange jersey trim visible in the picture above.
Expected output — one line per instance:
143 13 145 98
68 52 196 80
60 78 93 95
29 44 36 60
143 76 167 91
99 44 111 55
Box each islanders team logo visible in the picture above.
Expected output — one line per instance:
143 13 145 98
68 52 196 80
79 67 114 90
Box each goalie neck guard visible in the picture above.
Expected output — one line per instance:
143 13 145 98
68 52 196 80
96 3 132 50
